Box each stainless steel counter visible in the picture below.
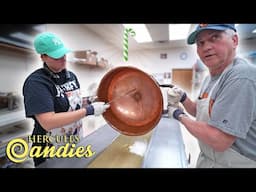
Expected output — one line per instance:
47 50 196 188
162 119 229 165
38 124 120 168
142 116 188 168
38 116 188 168
0 109 25 128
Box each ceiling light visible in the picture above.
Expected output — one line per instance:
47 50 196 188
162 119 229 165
252 29 256 33
33 24 46 32
123 24 152 43
169 24 191 41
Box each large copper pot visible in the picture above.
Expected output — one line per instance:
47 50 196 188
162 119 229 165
97 66 163 136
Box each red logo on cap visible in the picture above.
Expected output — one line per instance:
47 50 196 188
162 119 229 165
199 24 208 28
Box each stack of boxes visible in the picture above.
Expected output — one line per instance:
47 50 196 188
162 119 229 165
72 50 108 68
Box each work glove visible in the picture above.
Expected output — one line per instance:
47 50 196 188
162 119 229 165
82 96 98 107
85 102 110 116
87 95 98 104
167 86 187 107
168 105 185 121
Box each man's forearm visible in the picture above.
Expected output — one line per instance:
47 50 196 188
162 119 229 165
179 115 235 151
182 97 197 117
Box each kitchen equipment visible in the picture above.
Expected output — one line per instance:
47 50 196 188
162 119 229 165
0 92 18 110
97 66 163 136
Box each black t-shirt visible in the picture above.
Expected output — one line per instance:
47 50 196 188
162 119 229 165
22 64 81 166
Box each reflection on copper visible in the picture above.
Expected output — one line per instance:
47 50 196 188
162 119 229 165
107 88 137 104
97 66 163 136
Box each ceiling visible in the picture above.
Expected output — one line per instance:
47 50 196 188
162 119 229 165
83 24 196 51
0 24 255 51
236 24 256 39
83 24 256 51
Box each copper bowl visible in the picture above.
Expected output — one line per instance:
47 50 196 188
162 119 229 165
97 66 163 136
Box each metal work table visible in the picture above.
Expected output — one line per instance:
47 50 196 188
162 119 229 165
38 116 188 168
142 116 188 168
38 125 120 168
0 109 25 128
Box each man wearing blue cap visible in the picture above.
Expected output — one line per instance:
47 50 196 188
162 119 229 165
168 24 256 167
23 32 110 167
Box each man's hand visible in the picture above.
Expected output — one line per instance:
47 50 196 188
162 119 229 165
168 105 185 120
167 86 187 107
85 102 110 116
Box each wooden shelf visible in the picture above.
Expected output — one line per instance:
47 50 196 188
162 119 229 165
0 42 34 54
72 50 108 68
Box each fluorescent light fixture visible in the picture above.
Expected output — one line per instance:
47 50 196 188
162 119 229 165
10 32 34 42
33 24 46 32
169 24 191 41
123 24 152 43
253 28 256 33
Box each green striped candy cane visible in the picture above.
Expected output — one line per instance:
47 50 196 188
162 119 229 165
123 28 136 62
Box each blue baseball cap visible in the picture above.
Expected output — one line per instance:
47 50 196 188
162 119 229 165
187 24 236 45
34 32 71 59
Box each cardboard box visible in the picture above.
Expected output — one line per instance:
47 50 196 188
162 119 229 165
73 50 91 59
97 58 108 68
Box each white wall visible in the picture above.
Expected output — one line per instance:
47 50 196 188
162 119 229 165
0 48 39 95
238 38 256 56
2 24 255 97
125 47 197 74
44 24 198 97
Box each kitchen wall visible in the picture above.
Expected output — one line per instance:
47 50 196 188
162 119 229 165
123 47 197 74
44 24 198 96
238 38 256 56
0 49 36 94
0 24 198 96
2 24 256 96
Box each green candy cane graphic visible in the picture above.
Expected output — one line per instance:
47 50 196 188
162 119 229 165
123 28 136 62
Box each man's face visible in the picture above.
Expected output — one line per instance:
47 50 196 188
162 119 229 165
195 29 238 72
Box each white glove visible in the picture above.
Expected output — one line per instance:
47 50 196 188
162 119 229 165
167 86 186 107
168 105 185 120
82 96 98 107
87 95 98 103
91 102 110 116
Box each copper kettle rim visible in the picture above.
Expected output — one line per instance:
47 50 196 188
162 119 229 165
97 66 163 136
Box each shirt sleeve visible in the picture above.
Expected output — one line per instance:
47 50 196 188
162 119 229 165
208 78 256 139
23 79 55 118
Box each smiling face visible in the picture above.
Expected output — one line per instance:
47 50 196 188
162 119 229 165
195 29 238 76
